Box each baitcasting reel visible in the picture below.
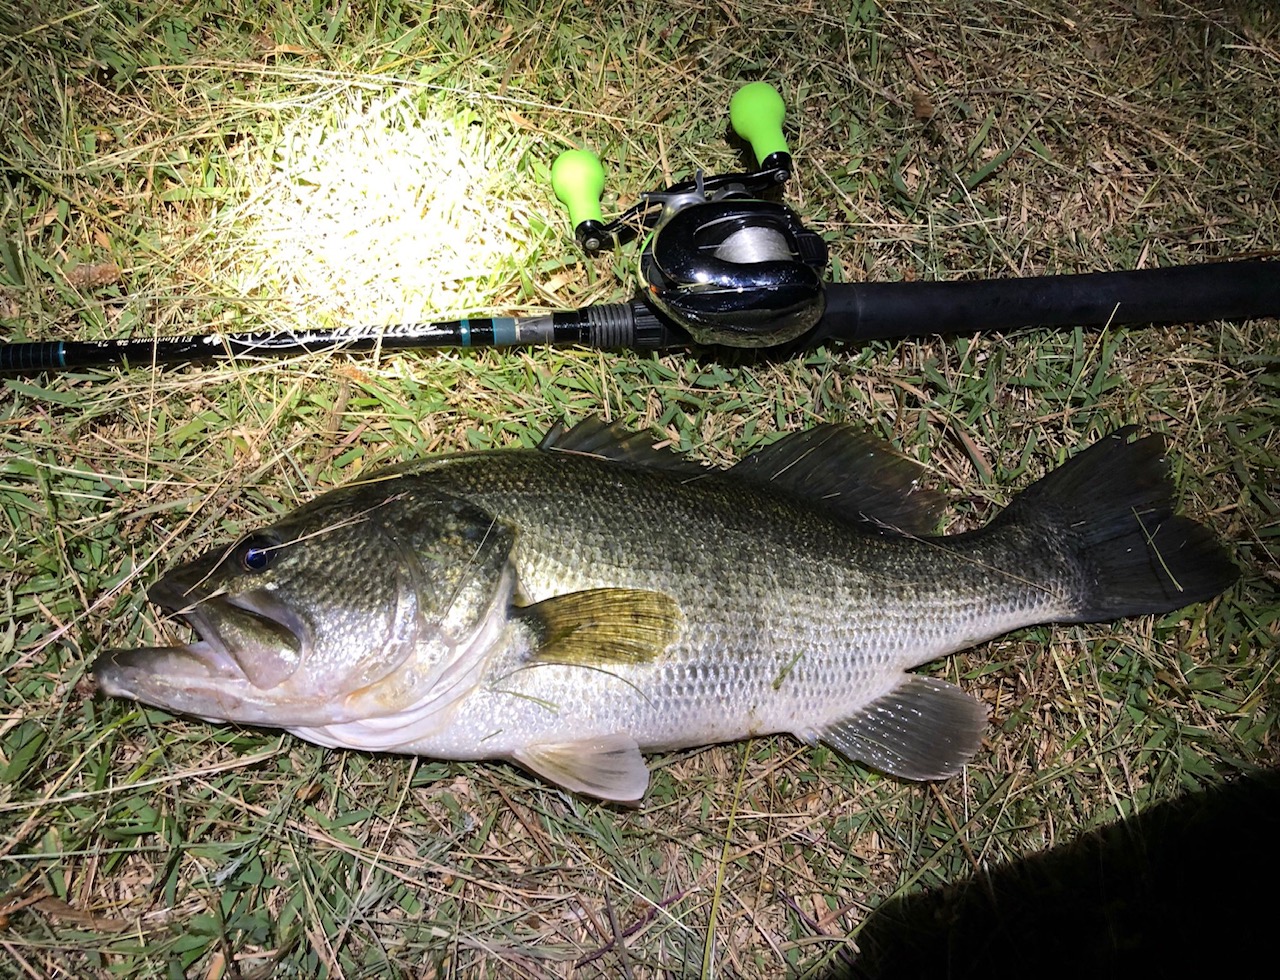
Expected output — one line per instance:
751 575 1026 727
551 83 829 348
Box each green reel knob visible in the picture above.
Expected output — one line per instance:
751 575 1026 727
729 82 790 171
551 149 608 252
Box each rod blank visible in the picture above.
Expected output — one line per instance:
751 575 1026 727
0 303 675 372
1 259 1275 374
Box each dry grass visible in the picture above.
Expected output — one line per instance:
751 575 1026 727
1 1 1278 977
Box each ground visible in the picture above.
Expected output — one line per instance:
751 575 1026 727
1 1 1277 977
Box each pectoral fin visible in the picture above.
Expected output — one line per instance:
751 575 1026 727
516 588 682 667
514 733 649 801
814 675 989 780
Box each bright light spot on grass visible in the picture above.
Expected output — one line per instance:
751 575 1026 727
211 87 548 329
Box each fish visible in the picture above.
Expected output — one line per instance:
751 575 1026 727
92 418 1238 801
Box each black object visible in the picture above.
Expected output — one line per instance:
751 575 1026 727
812 258 1280 345
838 770 1280 980
1 259 1275 373
639 199 829 347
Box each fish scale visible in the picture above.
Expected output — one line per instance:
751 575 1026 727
414 453 1053 751
93 419 1237 801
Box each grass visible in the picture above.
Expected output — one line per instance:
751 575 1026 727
2 0 1278 976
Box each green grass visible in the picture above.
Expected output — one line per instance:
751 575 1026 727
2 0 1278 976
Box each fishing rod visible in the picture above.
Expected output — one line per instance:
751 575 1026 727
2 83 1276 374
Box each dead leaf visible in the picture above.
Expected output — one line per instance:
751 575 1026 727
65 261 122 288
268 43 316 58
25 208 57 237
910 89 936 122
34 896 131 932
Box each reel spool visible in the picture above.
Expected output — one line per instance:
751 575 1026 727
551 83 829 348
638 196 828 347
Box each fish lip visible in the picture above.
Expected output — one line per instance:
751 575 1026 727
145 572 211 620
91 582 309 720
131 572 310 685
92 640 240 688
145 566 310 651
91 636 273 727
111 571 242 679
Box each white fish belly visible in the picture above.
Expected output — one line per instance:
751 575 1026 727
407 582 1060 760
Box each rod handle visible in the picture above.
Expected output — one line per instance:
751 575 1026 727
813 259 1280 343
551 149 608 252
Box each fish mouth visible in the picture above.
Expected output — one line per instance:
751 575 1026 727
91 574 310 724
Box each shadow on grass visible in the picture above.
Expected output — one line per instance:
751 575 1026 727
837 769 1280 980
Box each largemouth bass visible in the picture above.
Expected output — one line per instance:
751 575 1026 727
93 419 1237 801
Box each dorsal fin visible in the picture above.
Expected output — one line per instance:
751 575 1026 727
540 418 945 535
730 425 946 536
539 417 709 477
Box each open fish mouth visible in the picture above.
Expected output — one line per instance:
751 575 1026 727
91 576 309 722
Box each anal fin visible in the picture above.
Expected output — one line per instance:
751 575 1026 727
816 675 988 781
514 733 650 801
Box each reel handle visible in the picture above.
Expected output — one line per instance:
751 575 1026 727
551 83 793 254
551 149 608 252
729 82 791 173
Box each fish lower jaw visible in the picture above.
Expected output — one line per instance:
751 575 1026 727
93 641 238 690
91 645 325 728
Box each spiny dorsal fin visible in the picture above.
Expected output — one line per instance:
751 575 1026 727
516 588 683 667
730 425 946 536
812 674 988 780
514 733 649 801
539 417 709 477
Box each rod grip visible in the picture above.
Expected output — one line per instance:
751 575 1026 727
814 260 1280 343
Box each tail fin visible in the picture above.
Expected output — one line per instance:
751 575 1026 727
998 428 1237 621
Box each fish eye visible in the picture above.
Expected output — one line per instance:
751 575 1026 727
237 536 276 573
